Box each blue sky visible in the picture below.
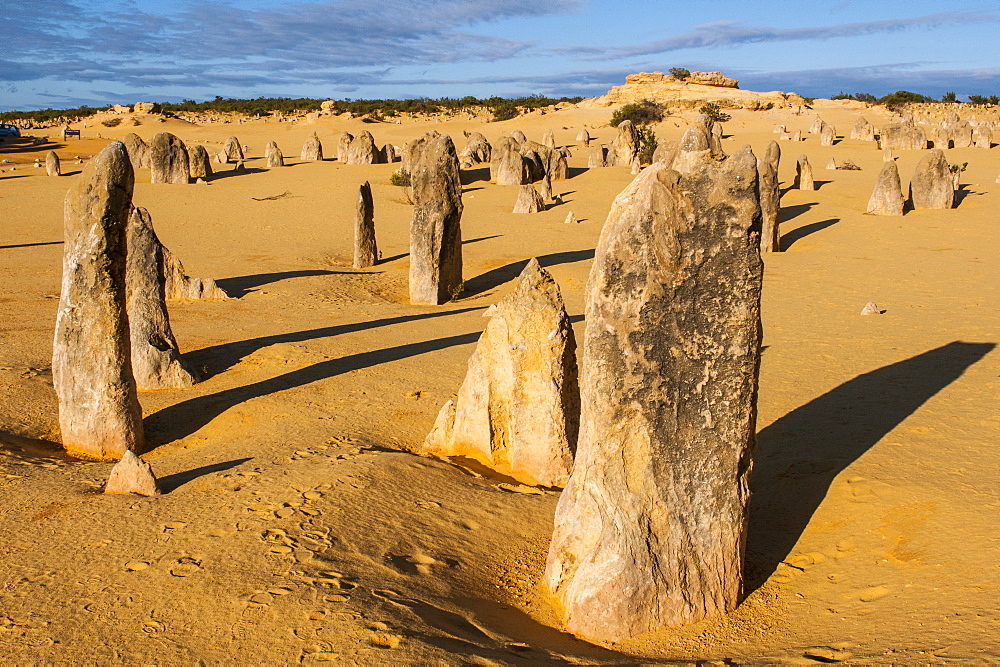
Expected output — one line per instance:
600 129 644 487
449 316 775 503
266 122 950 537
2 0 999 111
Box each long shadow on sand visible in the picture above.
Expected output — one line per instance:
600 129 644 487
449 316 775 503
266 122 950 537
186 307 483 378
380 234 503 264
149 323 486 446
777 202 816 222
781 218 839 250
0 240 63 250
215 269 344 297
745 340 995 591
461 248 595 297
158 457 252 493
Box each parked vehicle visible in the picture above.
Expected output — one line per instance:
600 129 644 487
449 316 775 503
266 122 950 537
0 123 21 137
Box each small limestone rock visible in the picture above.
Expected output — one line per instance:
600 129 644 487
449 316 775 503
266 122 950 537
908 149 954 210
104 450 161 496
794 154 814 190
353 181 377 269
149 132 190 184
809 116 824 134
513 184 545 213
222 136 244 163
409 134 463 305
162 247 229 300
563 210 577 224
301 132 323 161
539 172 553 201
866 161 905 216
265 141 284 167
337 132 354 163
187 144 213 180
542 129 556 149
45 150 61 176
53 142 145 460
883 147 894 162
826 157 837 170
421 259 578 487
792 130 802 142
820 123 836 146
348 131 380 164
460 132 491 164
576 129 590 147
861 302 882 315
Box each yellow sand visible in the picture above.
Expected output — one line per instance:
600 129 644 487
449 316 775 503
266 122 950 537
0 100 998 663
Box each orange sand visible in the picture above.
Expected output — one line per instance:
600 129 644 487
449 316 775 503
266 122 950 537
1 100 998 663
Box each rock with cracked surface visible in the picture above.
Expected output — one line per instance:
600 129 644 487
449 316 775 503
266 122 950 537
409 134 463 305
512 184 545 213
908 149 954 210
490 136 528 185
881 121 927 150
53 142 145 460
300 132 323 161
149 133 190 184
820 123 836 146
460 132 491 164
794 154 814 190
126 207 200 390
104 450 161 496
421 258 578 487
353 181 377 269
545 153 763 643
850 117 876 141
612 120 640 167
866 161 905 216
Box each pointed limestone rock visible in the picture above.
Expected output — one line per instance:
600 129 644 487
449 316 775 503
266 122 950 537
53 142 145 460
301 133 323 161
545 152 764 643
792 130 802 142
265 141 284 167
353 181 377 269
490 136 528 185
542 129 556 149
126 207 200 390
908 149 954 210
794 154 814 190
104 450 161 496
866 161 905 216
758 141 781 253
421 259 578 487
670 125 712 174
122 133 150 170
539 172 553 201
46 150 61 176
861 302 882 315
826 157 837 170
149 133 190 184
809 116 824 134
187 144 213 180
563 210 578 224
513 184 545 213
409 135 463 305
162 248 229 300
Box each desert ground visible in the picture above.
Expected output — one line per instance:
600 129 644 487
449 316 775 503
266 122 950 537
1 97 998 663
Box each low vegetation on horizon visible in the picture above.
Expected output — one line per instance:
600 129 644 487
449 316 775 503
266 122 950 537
0 94 584 126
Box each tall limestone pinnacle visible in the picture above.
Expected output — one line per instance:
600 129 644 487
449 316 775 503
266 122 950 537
545 150 764 642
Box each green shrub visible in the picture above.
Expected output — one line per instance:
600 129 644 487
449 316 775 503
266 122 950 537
388 169 411 186
610 100 664 127
637 128 658 165
668 67 691 80
491 104 519 122
101 117 123 127
941 91 958 103
698 102 731 123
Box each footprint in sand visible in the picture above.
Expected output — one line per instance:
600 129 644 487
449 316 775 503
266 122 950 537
169 556 203 577
846 476 894 501
857 585 890 602
369 623 403 649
